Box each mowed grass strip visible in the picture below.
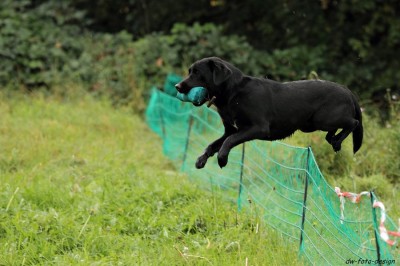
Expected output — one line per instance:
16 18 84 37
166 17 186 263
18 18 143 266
0 92 303 265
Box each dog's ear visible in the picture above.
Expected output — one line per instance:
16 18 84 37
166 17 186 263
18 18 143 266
212 60 232 86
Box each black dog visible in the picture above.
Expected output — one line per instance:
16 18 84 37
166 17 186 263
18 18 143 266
175 57 363 169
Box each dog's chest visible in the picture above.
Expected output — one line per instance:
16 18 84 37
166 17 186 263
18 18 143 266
223 117 240 130
218 102 242 130
232 120 239 129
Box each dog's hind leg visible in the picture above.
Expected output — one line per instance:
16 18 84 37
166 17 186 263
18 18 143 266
325 130 337 145
331 120 359 152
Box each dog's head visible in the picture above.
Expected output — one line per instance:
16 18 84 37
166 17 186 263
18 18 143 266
175 57 235 106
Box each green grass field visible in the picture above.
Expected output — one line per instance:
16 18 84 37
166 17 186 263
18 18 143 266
0 92 304 265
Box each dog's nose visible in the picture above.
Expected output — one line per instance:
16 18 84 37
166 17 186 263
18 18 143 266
175 83 181 91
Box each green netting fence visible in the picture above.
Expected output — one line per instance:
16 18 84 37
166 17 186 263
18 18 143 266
145 74 399 265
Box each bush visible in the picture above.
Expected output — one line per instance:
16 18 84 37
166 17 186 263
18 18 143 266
263 45 331 81
65 32 143 109
0 1 87 88
133 22 331 94
0 0 145 110
133 23 270 92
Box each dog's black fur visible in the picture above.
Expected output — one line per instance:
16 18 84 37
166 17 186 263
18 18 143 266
175 57 363 169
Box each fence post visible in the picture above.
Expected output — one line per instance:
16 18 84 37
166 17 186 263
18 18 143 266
181 112 194 171
158 95 166 139
299 147 311 253
237 143 246 211
370 191 382 263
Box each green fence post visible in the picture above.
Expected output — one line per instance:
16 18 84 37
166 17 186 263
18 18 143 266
299 147 311 253
181 112 194 171
237 143 246 211
370 191 382 263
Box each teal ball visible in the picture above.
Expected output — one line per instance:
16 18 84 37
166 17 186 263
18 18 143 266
176 87 207 105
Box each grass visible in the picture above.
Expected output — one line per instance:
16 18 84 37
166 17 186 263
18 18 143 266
0 91 304 265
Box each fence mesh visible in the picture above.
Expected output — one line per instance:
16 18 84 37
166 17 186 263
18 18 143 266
145 77 399 265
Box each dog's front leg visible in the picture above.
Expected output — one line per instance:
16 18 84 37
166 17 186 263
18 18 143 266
217 125 269 168
195 124 236 169
195 135 228 169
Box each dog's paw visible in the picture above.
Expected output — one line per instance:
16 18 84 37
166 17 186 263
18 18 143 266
332 142 342 152
195 154 208 169
217 154 228 168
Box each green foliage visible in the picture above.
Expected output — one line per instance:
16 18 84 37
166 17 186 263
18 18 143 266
0 0 143 110
133 33 173 93
264 45 330 81
133 23 271 91
165 23 268 75
4 0 399 99
353 115 400 181
219 0 400 96
63 0 400 96
64 31 143 109
2 0 400 103
134 23 330 93
0 0 86 87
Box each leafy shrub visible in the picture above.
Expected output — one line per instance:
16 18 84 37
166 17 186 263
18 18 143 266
165 23 269 76
133 22 330 94
0 1 87 87
263 45 331 81
65 32 143 109
133 23 270 92
0 0 144 109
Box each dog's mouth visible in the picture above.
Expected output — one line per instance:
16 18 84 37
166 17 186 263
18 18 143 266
191 96 207 107
176 84 216 108
177 88 189 94
175 82 189 94
191 92 216 108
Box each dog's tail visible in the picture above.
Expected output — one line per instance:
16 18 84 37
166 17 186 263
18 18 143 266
351 93 363 154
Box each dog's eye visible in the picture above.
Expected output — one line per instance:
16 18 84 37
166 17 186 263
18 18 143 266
192 68 198 75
